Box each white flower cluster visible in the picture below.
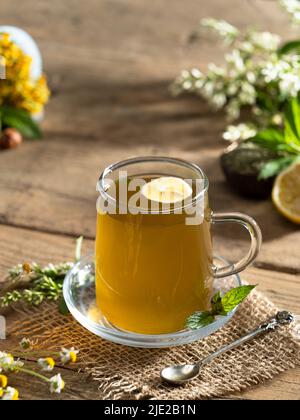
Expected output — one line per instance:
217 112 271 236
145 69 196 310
280 0 300 24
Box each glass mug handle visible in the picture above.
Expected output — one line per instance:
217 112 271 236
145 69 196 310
212 212 262 279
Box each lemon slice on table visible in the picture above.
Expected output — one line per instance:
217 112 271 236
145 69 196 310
141 177 193 204
272 162 300 224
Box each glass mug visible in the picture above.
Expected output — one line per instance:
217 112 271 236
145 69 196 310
95 157 262 335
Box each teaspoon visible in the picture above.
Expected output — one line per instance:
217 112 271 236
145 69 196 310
160 311 294 385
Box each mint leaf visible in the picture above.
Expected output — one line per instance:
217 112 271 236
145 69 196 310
258 156 296 180
185 311 215 330
0 106 42 139
279 39 300 55
221 285 256 314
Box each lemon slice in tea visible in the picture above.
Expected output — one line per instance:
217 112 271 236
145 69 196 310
141 176 193 204
272 162 300 224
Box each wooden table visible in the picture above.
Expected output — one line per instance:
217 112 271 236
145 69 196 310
0 0 299 400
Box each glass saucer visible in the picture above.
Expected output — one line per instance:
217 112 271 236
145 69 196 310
63 255 241 348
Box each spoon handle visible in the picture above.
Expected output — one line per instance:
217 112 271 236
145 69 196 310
199 311 294 367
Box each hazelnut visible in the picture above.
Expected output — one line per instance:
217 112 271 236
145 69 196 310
0 128 23 149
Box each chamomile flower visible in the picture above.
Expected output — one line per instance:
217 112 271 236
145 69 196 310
20 337 34 350
1 386 19 400
280 0 300 24
49 374 65 394
201 18 239 43
223 124 257 142
0 33 50 114
60 347 79 364
38 357 55 372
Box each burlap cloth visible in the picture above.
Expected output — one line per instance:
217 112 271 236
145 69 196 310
7 289 300 400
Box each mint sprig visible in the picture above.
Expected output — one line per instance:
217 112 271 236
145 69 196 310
185 285 256 330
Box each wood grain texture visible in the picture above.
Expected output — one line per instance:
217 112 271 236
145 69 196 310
0 0 299 400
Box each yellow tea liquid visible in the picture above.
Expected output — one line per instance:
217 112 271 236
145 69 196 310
95 176 213 334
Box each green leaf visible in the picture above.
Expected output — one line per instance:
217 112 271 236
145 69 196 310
221 285 256 314
258 156 296 180
0 106 42 139
58 297 70 315
75 236 83 262
284 98 300 147
185 311 215 330
278 40 300 55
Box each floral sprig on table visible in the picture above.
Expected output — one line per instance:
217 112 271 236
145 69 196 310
0 338 79 400
186 285 256 329
0 237 83 314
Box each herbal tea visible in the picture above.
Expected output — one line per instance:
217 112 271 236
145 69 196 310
95 175 213 334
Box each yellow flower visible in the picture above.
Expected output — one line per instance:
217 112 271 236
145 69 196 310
1 386 19 400
0 33 50 113
0 374 8 388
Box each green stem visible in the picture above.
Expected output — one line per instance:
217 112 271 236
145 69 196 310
18 367 50 383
